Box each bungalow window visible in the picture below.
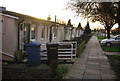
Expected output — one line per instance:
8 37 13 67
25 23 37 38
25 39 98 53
30 25 36 41
24 25 30 43
41 26 45 39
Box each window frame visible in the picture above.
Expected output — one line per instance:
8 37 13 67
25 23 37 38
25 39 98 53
30 25 36 41
41 25 45 40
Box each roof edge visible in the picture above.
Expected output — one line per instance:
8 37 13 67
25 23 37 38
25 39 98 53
0 13 18 19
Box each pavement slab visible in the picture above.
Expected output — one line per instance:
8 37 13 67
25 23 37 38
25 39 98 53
64 36 117 80
85 69 100 75
83 73 101 79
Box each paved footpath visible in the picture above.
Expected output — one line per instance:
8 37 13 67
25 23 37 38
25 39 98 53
64 36 116 80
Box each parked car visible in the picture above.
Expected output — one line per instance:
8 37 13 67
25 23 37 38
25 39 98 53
101 35 120 46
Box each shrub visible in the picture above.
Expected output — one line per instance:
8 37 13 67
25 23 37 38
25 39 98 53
14 50 24 63
56 65 69 78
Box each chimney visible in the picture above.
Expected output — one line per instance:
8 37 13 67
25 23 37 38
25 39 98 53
0 7 6 12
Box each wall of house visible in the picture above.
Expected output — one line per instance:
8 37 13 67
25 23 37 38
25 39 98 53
76 29 79 37
64 27 72 40
78 30 83 37
72 28 76 39
18 18 81 46
36 24 66 43
0 15 2 61
2 15 18 61
51 25 65 42
76 29 83 37
18 20 54 51
59 26 65 41
36 24 51 44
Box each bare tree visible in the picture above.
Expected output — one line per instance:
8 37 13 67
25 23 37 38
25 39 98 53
67 1 117 38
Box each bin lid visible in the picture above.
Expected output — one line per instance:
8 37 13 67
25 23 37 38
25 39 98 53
24 43 41 46
46 42 58 46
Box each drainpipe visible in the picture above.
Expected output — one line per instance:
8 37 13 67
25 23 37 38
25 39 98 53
49 26 52 42
18 19 24 50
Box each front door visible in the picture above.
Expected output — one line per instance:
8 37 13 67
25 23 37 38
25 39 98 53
19 23 30 50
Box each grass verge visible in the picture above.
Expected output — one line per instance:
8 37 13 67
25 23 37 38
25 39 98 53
96 35 106 43
102 46 120 52
96 35 120 52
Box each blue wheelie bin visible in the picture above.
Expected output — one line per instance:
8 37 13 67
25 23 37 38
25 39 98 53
24 43 41 66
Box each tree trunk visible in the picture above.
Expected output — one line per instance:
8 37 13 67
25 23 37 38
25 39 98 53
118 22 120 29
106 28 110 39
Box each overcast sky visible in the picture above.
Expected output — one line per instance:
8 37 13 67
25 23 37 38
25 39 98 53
1 0 118 29
1 0 87 27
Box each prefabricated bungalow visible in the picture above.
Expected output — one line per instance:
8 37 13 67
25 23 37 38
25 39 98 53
75 23 84 37
1 7 83 61
1 10 18 61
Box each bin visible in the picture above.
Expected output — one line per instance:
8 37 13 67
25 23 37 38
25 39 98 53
46 43 58 64
24 43 41 66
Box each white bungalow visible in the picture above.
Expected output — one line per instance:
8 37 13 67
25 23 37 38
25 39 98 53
1 7 83 61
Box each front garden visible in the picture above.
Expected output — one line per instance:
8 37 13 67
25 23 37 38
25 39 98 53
3 35 92 79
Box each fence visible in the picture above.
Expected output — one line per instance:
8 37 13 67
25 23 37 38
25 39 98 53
41 41 77 62
1 41 77 62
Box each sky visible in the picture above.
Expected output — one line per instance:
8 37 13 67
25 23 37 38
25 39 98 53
0 0 118 29
1 0 84 26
